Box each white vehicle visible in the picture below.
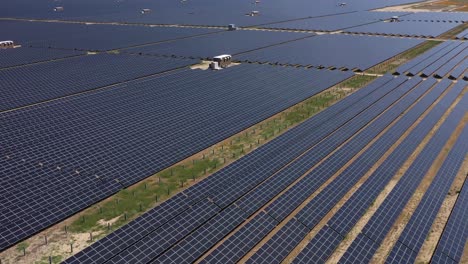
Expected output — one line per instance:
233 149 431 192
54 6 64 12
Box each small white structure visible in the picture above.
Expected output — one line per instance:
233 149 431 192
228 24 237 31
141 8 152 14
53 6 64 12
209 61 222 70
248 10 260 16
390 16 400 22
0 40 14 49
211 55 232 69
339 2 346 6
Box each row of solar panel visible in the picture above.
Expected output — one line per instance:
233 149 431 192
0 20 221 51
386 123 468 263
343 20 459 38
340 91 467 264
123 30 312 60
455 29 468 40
0 53 198 111
431 159 468 264
0 47 85 69
0 0 428 27
64 74 435 263
66 71 467 263
63 73 401 263
295 80 466 264
0 63 353 251
400 12 468 23
246 78 460 264
394 40 468 79
258 11 411 31
232 34 423 71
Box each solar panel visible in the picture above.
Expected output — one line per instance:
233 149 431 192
235 35 424 71
344 21 459 38
153 205 247 263
64 74 393 263
431 156 468 263
0 20 220 51
339 92 468 263
300 80 462 263
200 211 278 263
0 53 197 111
386 124 468 263
246 218 309 264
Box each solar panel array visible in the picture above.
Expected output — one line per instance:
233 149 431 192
64 74 400 263
339 92 468 263
65 64 468 263
344 20 460 38
259 11 410 31
235 34 424 71
293 80 465 264
455 29 468 40
394 40 468 79
124 30 311 59
400 12 468 23
0 20 220 51
2 0 468 262
0 63 352 251
0 47 84 69
0 0 427 26
386 124 468 263
431 165 468 264
0 53 198 111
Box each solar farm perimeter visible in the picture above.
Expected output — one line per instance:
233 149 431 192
0 0 467 263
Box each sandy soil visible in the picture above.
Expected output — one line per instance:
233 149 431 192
375 0 468 12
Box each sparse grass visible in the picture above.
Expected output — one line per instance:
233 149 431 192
339 75 378 89
16 242 28 256
35 255 63 264
366 40 441 74
438 23 468 39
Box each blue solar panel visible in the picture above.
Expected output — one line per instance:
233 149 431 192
246 218 309 264
124 30 311 60
0 20 219 51
153 205 247 263
265 77 421 222
104 199 220 264
260 11 411 31
344 21 459 38
200 211 278 263
386 124 468 264
431 154 468 263
0 0 428 27
0 53 197 111
400 12 468 23
1 63 352 252
235 35 424 71
293 226 343 263
300 80 462 263
0 47 84 69
294 78 438 229
339 92 468 263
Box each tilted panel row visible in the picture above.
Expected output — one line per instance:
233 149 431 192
0 53 197 111
339 92 468 263
247 77 433 263
63 75 395 263
0 64 352 251
386 124 468 263
293 80 462 263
